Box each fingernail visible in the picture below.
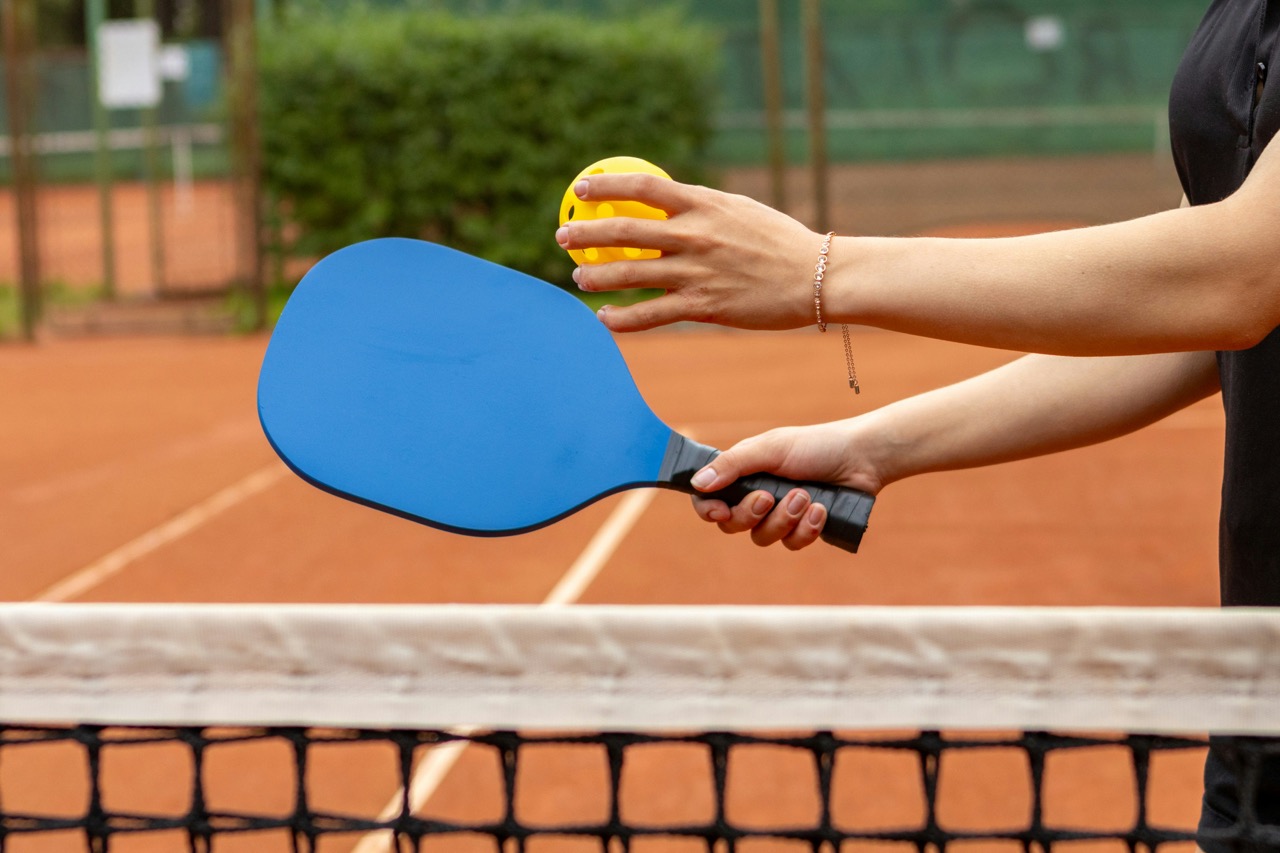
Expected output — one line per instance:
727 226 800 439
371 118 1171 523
690 467 717 489
806 504 826 527
709 506 730 522
787 491 810 514
572 267 582 287
556 226 568 246
596 306 609 322
751 493 773 515
575 180 589 198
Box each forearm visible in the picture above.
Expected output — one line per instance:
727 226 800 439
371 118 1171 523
860 349 1220 486
829 192 1279 356
567 140 1280 343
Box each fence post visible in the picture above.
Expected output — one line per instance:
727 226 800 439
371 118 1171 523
226 0 265 329
801 0 829 233
135 0 167 297
86 0 117 301
2 0 41 341
758 0 786 214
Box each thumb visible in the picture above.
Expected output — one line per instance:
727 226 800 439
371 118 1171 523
689 433 790 492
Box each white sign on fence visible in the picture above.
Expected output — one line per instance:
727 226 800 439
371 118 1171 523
98 20 162 109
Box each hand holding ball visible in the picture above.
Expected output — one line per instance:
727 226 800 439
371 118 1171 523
560 156 671 265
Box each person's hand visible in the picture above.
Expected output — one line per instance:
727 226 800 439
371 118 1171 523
555 173 823 332
689 420 886 550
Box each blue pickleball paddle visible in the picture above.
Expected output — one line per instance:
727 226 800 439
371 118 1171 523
257 238 873 552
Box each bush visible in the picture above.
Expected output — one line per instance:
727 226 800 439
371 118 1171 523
258 6 719 287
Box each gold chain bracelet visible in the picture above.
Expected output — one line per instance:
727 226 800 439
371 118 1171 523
812 232 860 393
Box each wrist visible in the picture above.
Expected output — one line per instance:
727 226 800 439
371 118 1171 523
819 235 865 325
811 231 836 331
844 407 914 491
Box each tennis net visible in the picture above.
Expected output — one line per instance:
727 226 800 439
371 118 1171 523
1 604 1278 853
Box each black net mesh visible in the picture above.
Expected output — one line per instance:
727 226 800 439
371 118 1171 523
3 725 1279 853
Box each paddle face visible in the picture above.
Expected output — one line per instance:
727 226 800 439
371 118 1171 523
258 238 674 535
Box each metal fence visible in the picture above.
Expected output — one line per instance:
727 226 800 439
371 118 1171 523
253 0 1208 234
0 0 1208 340
331 0 1207 161
0 0 262 340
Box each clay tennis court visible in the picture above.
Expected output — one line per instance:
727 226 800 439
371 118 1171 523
0 329 1224 853
0 157 1223 850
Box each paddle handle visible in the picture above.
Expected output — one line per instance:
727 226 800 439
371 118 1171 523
658 434 874 554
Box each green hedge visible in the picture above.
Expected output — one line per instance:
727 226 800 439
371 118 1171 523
258 7 719 287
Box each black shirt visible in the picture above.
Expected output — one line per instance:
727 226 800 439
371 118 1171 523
1168 0 1280 844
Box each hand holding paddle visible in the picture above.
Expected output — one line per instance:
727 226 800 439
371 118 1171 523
688 423 885 551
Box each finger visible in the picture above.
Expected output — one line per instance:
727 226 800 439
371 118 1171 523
687 434 789 494
692 496 731 524
557 218 683 257
781 502 827 551
595 296 696 333
750 488 811 548
716 491 775 535
575 173 701 215
573 255 683 294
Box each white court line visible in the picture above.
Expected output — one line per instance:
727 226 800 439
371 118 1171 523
351 486 661 853
543 489 658 607
33 463 289 603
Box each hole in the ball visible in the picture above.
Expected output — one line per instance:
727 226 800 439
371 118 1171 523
624 247 644 259
584 248 599 262
566 205 575 220
589 167 606 175
598 203 615 218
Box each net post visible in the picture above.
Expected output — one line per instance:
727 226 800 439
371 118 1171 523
1 0 41 341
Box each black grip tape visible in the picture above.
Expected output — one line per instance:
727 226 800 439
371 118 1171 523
657 434 874 554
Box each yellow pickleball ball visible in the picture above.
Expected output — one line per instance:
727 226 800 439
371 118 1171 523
560 156 671 265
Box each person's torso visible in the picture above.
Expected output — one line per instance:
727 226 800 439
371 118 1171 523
1169 0 1280 608
1171 3 1280 837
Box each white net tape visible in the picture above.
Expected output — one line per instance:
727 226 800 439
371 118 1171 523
0 604 1277 733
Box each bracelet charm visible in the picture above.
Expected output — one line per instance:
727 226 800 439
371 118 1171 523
812 232 860 393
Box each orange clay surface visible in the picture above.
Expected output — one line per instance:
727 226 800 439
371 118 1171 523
0 155 1219 851
0 179 241 294
0 322 1223 853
